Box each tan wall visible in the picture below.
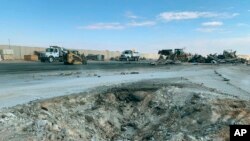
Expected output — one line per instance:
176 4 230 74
238 55 250 60
79 49 121 60
0 45 159 60
0 45 122 60
140 53 159 60
0 45 44 60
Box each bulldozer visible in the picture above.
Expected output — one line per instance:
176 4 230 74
64 50 87 65
152 48 190 65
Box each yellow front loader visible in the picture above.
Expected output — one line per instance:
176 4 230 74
64 50 87 65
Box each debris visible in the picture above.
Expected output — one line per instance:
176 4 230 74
60 72 73 76
188 50 247 64
223 78 230 81
120 72 127 75
155 48 190 65
1 79 249 141
189 54 206 63
130 72 139 74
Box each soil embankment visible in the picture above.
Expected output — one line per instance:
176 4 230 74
1 78 250 141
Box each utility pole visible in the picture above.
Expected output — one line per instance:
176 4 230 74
8 39 10 49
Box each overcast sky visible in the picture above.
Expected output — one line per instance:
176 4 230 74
0 0 250 55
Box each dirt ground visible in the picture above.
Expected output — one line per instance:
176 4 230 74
0 61 250 140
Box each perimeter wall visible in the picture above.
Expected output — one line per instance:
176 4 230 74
0 45 159 60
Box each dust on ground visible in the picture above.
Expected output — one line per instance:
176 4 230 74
1 78 250 141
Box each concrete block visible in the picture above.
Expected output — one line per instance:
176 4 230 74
0 49 14 55
2 54 14 60
24 55 38 61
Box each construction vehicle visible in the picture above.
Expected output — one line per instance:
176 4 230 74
153 48 189 65
63 50 87 65
40 46 67 63
119 50 140 61
174 49 189 62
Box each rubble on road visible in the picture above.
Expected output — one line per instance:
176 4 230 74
120 71 140 75
153 49 247 65
188 54 207 63
189 50 247 64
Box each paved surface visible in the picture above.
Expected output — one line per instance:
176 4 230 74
0 61 249 108
0 61 155 74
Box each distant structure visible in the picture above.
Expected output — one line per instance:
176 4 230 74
238 55 250 60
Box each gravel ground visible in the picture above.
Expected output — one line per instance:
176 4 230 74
1 78 250 141
0 62 249 140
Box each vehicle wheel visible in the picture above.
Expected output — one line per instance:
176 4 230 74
48 56 54 63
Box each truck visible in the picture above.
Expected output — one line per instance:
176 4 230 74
119 50 140 61
40 46 68 63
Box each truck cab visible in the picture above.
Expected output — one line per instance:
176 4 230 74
120 50 140 61
40 46 67 63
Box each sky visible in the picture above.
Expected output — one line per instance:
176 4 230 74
0 0 250 55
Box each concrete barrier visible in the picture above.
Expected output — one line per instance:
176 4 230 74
24 55 39 61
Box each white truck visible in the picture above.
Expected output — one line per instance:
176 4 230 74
40 46 68 63
119 50 140 61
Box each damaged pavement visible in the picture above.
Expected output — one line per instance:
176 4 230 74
1 78 250 141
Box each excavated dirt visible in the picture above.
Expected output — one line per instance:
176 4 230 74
1 78 250 141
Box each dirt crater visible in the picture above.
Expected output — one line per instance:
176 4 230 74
1 79 250 141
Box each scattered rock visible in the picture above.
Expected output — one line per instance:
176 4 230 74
223 78 230 81
130 72 139 74
0 80 249 141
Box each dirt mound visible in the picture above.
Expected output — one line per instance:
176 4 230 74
1 78 250 141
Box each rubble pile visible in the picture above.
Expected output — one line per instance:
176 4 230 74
189 50 247 64
188 54 206 63
1 79 250 141
152 49 190 65
154 49 247 65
